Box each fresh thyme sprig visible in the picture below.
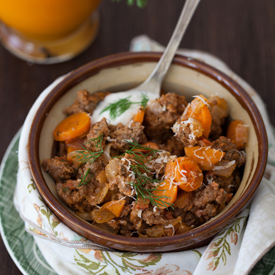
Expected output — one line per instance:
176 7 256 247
100 93 149 120
73 135 104 164
122 141 173 209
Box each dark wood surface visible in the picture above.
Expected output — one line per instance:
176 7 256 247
0 0 274 274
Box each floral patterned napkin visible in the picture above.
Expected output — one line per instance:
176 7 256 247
14 36 275 275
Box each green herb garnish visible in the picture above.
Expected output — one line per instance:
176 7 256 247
73 135 104 164
100 93 149 120
122 141 173 209
78 168 92 187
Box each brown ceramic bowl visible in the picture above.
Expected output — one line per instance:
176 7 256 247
28 52 268 252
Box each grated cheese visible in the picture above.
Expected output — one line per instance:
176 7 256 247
206 173 213 185
213 148 224 161
137 209 143 218
182 117 203 140
192 95 210 107
165 224 175 236
106 136 116 142
194 147 205 159
213 160 236 171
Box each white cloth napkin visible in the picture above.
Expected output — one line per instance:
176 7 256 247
14 36 275 275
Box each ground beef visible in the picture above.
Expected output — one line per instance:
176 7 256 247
193 181 227 209
84 118 110 151
159 136 185 156
120 204 132 217
193 183 219 209
109 175 135 197
195 203 218 220
209 171 242 193
82 155 107 177
210 122 223 140
56 180 87 207
119 154 135 177
212 136 246 167
108 121 147 151
106 219 135 237
173 120 201 147
171 208 199 227
191 182 229 221
42 156 74 182
130 208 143 228
145 150 175 178
143 93 187 141
224 149 246 167
212 136 237 152
64 90 109 116
142 207 167 226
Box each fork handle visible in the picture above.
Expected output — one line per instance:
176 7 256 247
142 0 201 91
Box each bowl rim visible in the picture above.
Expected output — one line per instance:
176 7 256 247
28 51 268 251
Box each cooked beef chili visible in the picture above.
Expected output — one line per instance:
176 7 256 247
42 90 248 237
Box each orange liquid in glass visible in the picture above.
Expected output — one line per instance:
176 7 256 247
0 0 101 41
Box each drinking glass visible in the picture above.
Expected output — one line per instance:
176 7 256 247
0 0 101 64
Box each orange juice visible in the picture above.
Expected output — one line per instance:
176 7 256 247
0 0 101 41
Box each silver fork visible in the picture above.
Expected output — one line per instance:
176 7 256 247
94 0 201 121
131 0 201 96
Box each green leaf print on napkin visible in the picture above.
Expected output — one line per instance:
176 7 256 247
37 204 60 236
27 179 36 193
204 216 247 271
74 250 162 274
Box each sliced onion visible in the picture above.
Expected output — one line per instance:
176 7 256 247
67 150 84 168
213 160 236 177
105 158 120 182
91 208 116 223
75 211 93 220
93 223 119 234
146 225 165 237
147 100 163 115
85 182 109 205
208 96 228 124
94 183 109 204
103 143 112 161
96 170 107 184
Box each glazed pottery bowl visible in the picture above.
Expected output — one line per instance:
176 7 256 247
28 52 268 252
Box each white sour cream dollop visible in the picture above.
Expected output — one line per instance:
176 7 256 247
91 91 158 125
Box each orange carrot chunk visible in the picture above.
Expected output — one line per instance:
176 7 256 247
101 199 126 217
185 95 212 138
53 112 91 141
185 146 225 170
165 157 203 192
226 120 248 150
132 108 145 124
153 180 177 209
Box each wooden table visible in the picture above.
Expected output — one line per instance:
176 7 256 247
0 0 274 273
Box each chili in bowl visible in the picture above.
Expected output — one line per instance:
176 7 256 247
28 52 267 252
